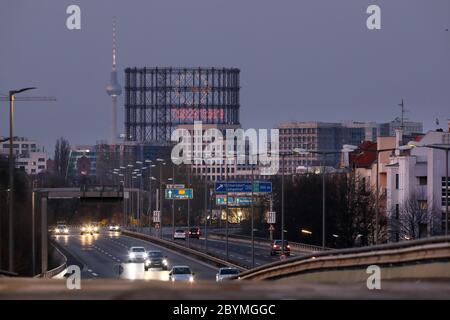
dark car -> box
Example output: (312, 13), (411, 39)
(188, 227), (201, 239)
(270, 240), (290, 256)
(144, 250), (169, 271)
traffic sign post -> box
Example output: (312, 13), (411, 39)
(269, 224), (275, 240)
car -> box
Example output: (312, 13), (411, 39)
(216, 267), (240, 282)
(128, 246), (148, 262)
(80, 224), (94, 235)
(168, 266), (195, 282)
(270, 240), (290, 256)
(90, 222), (100, 234)
(173, 229), (186, 240)
(54, 224), (69, 235)
(144, 250), (169, 271)
(108, 224), (121, 232)
(188, 227), (201, 239)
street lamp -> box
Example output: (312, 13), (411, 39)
(7, 87), (36, 272)
(156, 159), (166, 238)
(293, 147), (352, 248)
(145, 160), (155, 235)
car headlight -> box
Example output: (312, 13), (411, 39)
(93, 227), (98, 231)
(81, 227), (86, 231)
(162, 259), (168, 265)
(143, 253), (148, 259)
(145, 259), (151, 265)
(55, 228), (59, 233)
(64, 228), (69, 233)
(129, 253), (135, 259)
(189, 275), (194, 282)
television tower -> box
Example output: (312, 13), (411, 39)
(106, 17), (122, 145)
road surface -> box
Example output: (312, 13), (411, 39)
(52, 228), (218, 281)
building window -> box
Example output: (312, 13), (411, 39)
(395, 174), (399, 189)
(418, 200), (427, 210)
(418, 176), (427, 186)
(442, 177), (449, 206)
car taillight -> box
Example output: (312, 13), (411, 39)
(287, 245), (290, 249)
(273, 245), (277, 248)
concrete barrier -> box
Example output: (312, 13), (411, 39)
(38, 242), (67, 279)
(208, 232), (330, 253)
(237, 236), (450, 282)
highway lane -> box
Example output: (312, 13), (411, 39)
(52, 228), (218, 281)
(135, 227), (303, 267)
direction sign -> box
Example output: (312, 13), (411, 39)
(267, 211), (276, 224)
(216, 195), (253, 206)
(214, 181), (272, 193)
(166, 184), (185, 189)
(153, 210), (161, 223)
(165, 188), (193, 200)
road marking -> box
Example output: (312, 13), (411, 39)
(91, 272), (98, 277)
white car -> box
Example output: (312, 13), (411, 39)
(216, 267), (240, 282)
(54, 224), (69, 235)
(108, 224), (121, 232)
(128, 246), (148, 262)
(173, 229), (186, 240)
(168, 266), (195, 282)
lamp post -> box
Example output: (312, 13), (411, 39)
(293, 148), (351, 248)
(251, 162), (255, 268)
(156, 158), (165, 238)
(145, 160), (155, 235)
(7, 87), (36, 272)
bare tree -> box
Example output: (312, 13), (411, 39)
(395, 191), (430, 241)
(54, 137), (71, 181)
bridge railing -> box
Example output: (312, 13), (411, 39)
(208, 232), (331, 252)
(34, 243), (67, 279)
(0, 270), (18, 277)
(237, 235), (450, 281)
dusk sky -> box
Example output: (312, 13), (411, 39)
(1, 0), (450, 155)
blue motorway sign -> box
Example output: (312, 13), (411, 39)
(165, 188), (193, 200)
(214, 181), (272, 193)
(216, 195), (253, 206)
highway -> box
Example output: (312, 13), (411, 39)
(140, 227), (306, 268)
(52, 228), (218, 281)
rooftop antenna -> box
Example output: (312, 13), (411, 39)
(398, 99), (407, 131)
